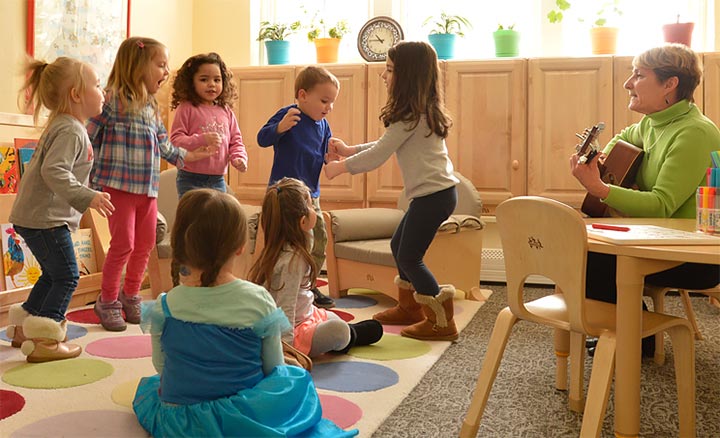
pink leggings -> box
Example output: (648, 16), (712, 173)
(100, 187), (157, 302)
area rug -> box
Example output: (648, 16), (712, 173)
(0, 286), (490, 437)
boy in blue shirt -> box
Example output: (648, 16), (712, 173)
(257, 66), (339, 308)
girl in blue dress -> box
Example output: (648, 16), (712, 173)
(133, 188), (356, 437)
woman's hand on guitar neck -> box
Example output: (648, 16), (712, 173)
(570, 152), (611, 200)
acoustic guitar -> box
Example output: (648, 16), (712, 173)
(575, 123), (644, 217)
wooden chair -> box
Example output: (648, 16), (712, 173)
(644, 284), (720, 364)
(460, 196), (696, 438)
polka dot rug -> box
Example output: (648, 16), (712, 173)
(0, 286), (490, 437)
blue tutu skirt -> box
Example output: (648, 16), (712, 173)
(133, 365), (357, 437)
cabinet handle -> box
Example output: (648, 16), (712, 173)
(512, 160), (520, 170)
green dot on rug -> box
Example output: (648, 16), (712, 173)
(349, 334), (431, 360)
(2, 358), (114, 389)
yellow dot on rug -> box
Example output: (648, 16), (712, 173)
(111, 378), (141, 408)
(2, 358), (113, 389)
(349, 334), (431, 360)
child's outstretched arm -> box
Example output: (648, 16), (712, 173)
(89, 191), (115, 218)
(257, 106), (299, 147)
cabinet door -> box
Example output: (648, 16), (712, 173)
(703, 53), (719, 126)
(365, 62), (403, 208)
(527, 56), (613, 208)
(228, 66), (295, 204)
(445, 60), (527, 213)
(615, 56), (705, 130)
(306, 64), (367, 209)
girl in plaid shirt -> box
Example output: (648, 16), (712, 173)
(87, 37), (216, 332)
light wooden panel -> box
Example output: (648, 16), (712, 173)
(309, 64), (367, 208)
(527, 56), (613, 208)
(445, 59), (527, 213)
(228, 66), (295, 204)
(365, 62), (403, 207)
(703, 52), (720, 126)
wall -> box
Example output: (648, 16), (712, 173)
(130, 0), (194, 67)
(0, 0), (30, 114)
(191, 0), (254, 67)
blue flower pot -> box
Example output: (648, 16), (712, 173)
(428, 33), (457, 60)
(265, 40), (290, 65)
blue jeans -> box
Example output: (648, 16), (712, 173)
(14, 225), (79, 321)
(391, 186), (458, 296)
(176, 169), (226, 198)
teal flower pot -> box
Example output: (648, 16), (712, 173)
(265, 40), (290, 65)
(493, 30), (520, 57)
(428, 33), (457, 60)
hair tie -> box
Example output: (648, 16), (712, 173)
(137, 41), (145, 49)
(276, 187), (282, 193)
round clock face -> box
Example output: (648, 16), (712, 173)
(357, 17), (404, 62)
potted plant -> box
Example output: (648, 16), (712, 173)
(257, 21), (301, 65)
(423, 12), (472, 60)
(547, 0), (622, 55)
(662, 14), (694, 47)
(305, 11), (350, 64)
(493, 24), (520, 58)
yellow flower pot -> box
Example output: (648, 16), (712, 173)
(314, 38), (340, 63)
(590, 27), (619, 55)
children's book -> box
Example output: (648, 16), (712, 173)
(71, 228), (97, 276)
(0, 147), (20, 194)
(14, 138), (38, 177)
(587, 224), (720, 245)
(2, 223), (42, 289)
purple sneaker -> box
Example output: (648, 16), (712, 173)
(118, 290), (142, 324)
(94, 295), (127, 332)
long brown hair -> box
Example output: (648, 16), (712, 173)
(172, 189), (247, 287)
(248, 178), (317, 291)
(19, 57), (89, 126)
(380, 41), (452, 138)
(105, 36), (166, 114)
(171, 52), (238, 109)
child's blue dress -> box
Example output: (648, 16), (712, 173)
(133, 293), (356, 437)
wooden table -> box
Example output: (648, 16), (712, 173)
(584, 218), (720, 437)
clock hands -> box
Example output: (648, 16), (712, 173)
(372, 35), (385, 44)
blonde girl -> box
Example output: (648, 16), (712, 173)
(7, 57), (115, 362)
(87, 37), (215, 332)
(325, 41), (460, 341)
(249, 177), (382, 357)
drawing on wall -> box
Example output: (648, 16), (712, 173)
(2, 224), (42, 289)
(27, 0), (130, 87)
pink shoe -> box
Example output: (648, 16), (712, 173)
(118, 290), (142, 324)
(94, 295), (126, 331)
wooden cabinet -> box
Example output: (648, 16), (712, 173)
(527, 56), (613, 208)
(445, 60), (527, 213)
(703, 53), (720, 126)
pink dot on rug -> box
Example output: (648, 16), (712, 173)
(85, 336), (151, 359)
(327, 309), (354, 322)
(66, 308), (100, 324)
(0, 390), (25, 420)
(319, 394), (362, 429)
(10, 410), (148, 437)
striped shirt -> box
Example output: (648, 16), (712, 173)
(87, 95), (186, 197)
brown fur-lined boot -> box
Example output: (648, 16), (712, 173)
(21, 316), (82, 363)
(401, 286), (458, 341)
(373, 276), (424, 325)
(7, 304), (30, 348)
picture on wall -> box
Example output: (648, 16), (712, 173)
(27, 0), (131, 87)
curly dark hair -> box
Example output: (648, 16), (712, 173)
(170, 52), (238, 109)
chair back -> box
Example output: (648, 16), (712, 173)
(496, 196), (591, 333)
(157, 167), (179, 230)
(397, 171), (483, 218)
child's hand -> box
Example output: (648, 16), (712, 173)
(277, 108), (301, 134)
(90, 192), (115, 218)
(329, 137), (352, 157)
(203, 132), (222, 148)
(186, 146), (219, 162)
(324, 160), (347, 180)
(231, 158), (247, 172)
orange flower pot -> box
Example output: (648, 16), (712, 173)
(590, 27), (618, 55)
(314, 38), (340, 63)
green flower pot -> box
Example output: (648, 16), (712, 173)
(493, 29), (520, 57)
(428, 33), (457, 60)
(265, 40), (290, 65)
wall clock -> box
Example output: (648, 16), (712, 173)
(357, 16), (404, 62)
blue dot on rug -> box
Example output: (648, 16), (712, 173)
(334, 295), (378, 309)
(0, 323), (86, 343)
(10, 410), (148, 437)
(311, 361), (398, 392)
